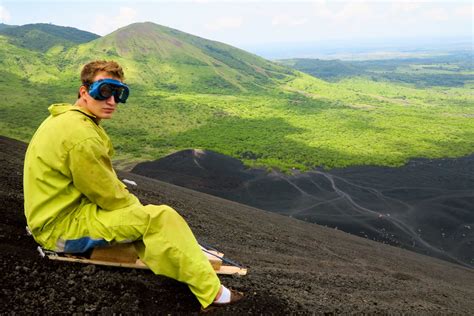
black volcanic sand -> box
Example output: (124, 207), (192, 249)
(2, 136), (474, 314)
(132, 149), (474, 268)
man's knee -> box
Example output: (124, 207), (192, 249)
(144, 204), (180, 218)
(143, 204), (189, 229)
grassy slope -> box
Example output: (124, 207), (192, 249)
(282, 73), (473, 168)
(0, 34), (76, 140)
(0, 23), (473, 171)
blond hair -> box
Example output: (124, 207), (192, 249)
(80, 60), (125, 86)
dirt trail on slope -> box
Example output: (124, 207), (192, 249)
(1, 136), (473, 314)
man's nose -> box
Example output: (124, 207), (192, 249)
(106, 95), (117, 105)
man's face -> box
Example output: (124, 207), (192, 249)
(79, 72), (120, 120)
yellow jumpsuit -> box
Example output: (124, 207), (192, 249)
(23, 104), (220, 307)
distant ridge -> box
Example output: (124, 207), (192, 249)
(278, 58), (364, 81)
(0, 23), (16, 31)
(0, 23), (100, 52)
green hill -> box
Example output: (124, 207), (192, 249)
(61, 22), (294, 93)
(0, 22), (472, 171)
(0, 23), (99, 52)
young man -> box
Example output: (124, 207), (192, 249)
(23, 60), (242, 309)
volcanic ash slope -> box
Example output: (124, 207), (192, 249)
(1, 136), (473, 314)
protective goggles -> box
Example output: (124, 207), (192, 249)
(87, 79), (130, 103)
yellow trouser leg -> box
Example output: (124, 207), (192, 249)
(134, 205), (221, 307)
(37, 202), (221, 308)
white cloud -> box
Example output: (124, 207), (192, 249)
(0, 6), (11, 23)
(205, 16), (243, 31)
(92, 6), (139, 35)
(453, 4), (472, 18)
(391, 2), (421, 14)
(272, 14), (309, 27)
(423, 8), (450, 22)
(310, 1), (376, 23)
(334, 2), (374, 21)
(312, 2), (334, 19)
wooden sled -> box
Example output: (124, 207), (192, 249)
(38, 243), (247, 276)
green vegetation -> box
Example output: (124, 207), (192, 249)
(1, 22), (473, 172)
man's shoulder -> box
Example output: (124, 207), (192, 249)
(60, 109), (97, 126)
(56, 109), (98, 131)
(35, 109), (104, 151)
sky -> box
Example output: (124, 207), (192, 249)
(0, 0), (472, 53)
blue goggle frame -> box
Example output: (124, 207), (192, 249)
(88, 79), (130, 103)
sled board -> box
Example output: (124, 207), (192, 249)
(41, 243), (247, 276)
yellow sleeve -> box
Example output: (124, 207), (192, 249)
(67, 137), (140, 210)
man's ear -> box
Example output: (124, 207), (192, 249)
(78, 85), (89, 99)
